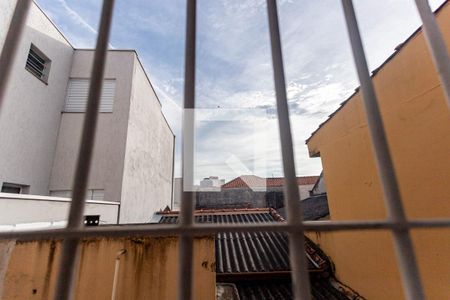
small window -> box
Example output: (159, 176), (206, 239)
(25, 44), (51, 83)
(1, 183), (29, 194)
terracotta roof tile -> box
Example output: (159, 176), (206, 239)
(221, 175), (319, 189)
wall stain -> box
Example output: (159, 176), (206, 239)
(41, 240), (56, 300)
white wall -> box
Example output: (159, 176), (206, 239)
(0, 0), (17, 51)
(0, 2), (74, 195)
(119, 55), (174, 223)
(0, 193), (119, 225)
(49, 50), (135, 204)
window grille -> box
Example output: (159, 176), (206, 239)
(25, 44), (50, 82)
(0, 1), (449, 300)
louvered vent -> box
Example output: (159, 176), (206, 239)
(64, 79), (116, 112)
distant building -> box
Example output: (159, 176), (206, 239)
(273, 172), (330, 221)
(196, 175), (319, 210)
(305, 2), (450, 298)
(199, 176), (225, 189)
(310, 172), (326, 196)
(0, 2), (174, 224)
(222, 175), (318, 199)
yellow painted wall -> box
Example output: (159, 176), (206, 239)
(307, 2), (450, 299)
(2, 236), (215, 300)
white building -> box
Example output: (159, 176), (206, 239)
(199, 176), (225, 189)
(0, 2), (174, 225)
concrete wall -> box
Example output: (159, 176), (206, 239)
(0, 2), (74, 195)
(0, 193), (118, 225)
(49, 50), (135, 205)
(196, 189), (268, 209)
(173, 178), (182, 210)
(119, 55), (174, 223)
(1, 236), (215, 300)
(0, 0), (17, 50)
(306, 3), (450, 299)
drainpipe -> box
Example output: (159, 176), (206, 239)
(111, 249), (126, 300)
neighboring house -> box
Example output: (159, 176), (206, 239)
(222, 175), (318, 199)
(277, 172), (330, 221)
(0, 2), (174, 224)
(157, 208), (360, 300)
(196, 175), (318, 209)
(305, 1), (450, 299)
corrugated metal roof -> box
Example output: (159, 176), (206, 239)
(158, 209), (327, 273)
(234, 280), (350, 300)
(159, 208), (353, 299)
(235, 281), (292, 300)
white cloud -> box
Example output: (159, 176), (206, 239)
(57, 0), (97, 35)
(36, 0), (447, 182)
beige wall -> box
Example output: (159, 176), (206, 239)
(49, 50), (134, 205)
(1, 236), (215, 300)
(0, 2), (74, 195)
(306, 2), (450, 299)
(119, 56), (174, 223)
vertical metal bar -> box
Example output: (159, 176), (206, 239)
(170, 135), (176, 210)
(0, 0), (32, 112)
(266, 1), (312, 299)
(341, 1), (425, 299)
(414, 0), (450, 110)
(178, 1), (197, 300)
(53, 1), (115, 299)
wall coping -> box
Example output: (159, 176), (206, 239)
(0, 193), (120, 205)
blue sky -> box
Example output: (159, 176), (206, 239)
(37, 0), (445, 183)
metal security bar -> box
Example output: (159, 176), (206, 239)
(0, 1), (449, 300)
(178, 0), (197, 299)
(266, 1), (312, 299)
(341, 1), (425, 298)
(0, 0), (32, 110)
(53, 0), (116, 298)
(414, 0), (450, 110)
